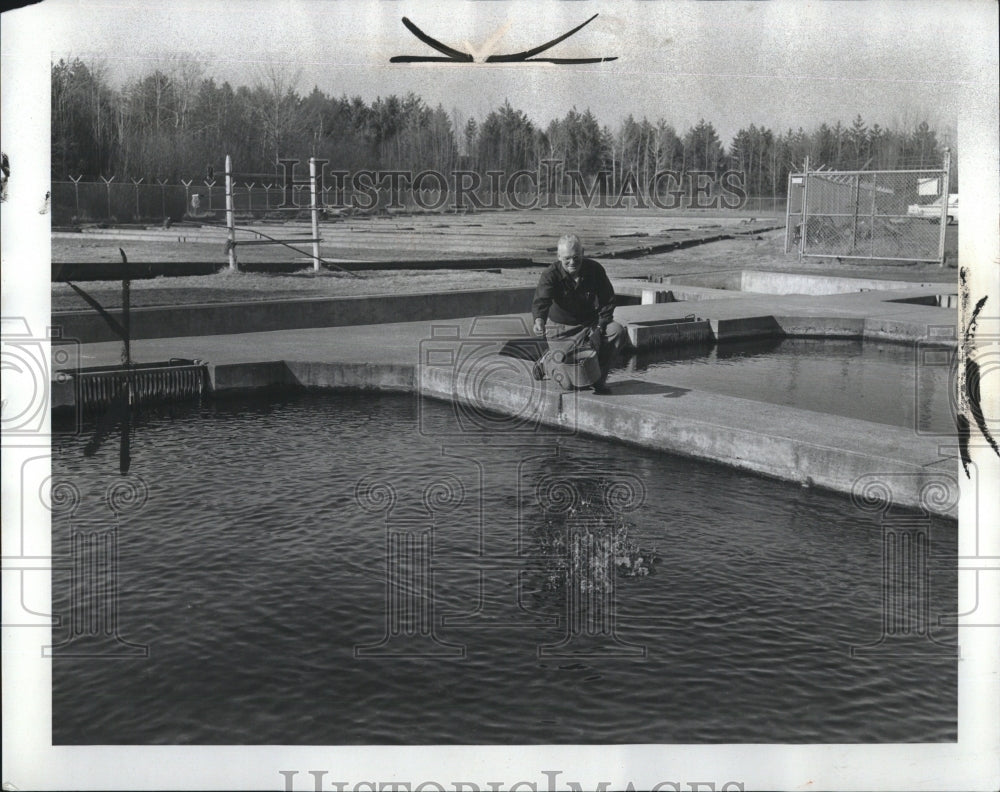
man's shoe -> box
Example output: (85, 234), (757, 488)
(591, 380), (612, 395)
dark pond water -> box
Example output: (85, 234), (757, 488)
(625, 337), (955, 432)
(51, 390), (956, 744)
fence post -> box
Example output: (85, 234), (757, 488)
(204, 179), (217, 212)
(938, 148), (951, 267)
(225, 155), (237, 271)
(131, 177), (143, 222)
(310, 157), (321, 271)
(100, 175), (115, 221)
(156, 178), (168, 221)
(798, 157), (809, 256)
(181, 179), (193, 215)
(783, 173), (793, 253)
(851, 173), (861, 254)
(869, 170), (879, 259)
(68, 175), (83, 220)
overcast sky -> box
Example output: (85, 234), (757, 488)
(33, 0), (996, 144)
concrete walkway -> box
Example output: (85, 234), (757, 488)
(52, 285), (960, 517)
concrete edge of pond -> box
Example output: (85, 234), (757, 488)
(663, 269), (954, 295)
(54, 349), (957, 518)
(422, 361), (958, 520)
(50, 287), (961, 519)
(194, 356), (957, 518)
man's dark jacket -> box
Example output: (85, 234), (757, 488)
(531, 257), (616, 329)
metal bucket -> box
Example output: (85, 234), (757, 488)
(547, 347), (602, 390)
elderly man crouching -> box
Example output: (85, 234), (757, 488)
(531, 234), (630, 394)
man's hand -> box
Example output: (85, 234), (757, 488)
(532, 318), (546, 337)
(589, 325), (603, 349)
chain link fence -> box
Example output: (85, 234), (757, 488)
(785, 165), (951, 263)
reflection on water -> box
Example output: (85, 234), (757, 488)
(625, 337), (954, 431)
(51, 391), (957, 744)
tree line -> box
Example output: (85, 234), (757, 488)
(52, 57), (955, 195)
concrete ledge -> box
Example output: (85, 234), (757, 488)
(611, 284), (677, 304)
(709, 315), (785, 341)
(615, 311), (953, 351)
(772, 315), (867, 338)
(407, 336), (958, 516)
(663, 270), (744, 290)
(613, 283), (747, 303)
(566, 390), (954, 516)
(209, 360), (416, 393)
(664, 285), (743, 302)
(863, 316), (957, 346)
(419, 353), (567, 427)
(210, 361), (296, 391)
(416, 361), (958, 518)
(53, 287), (536, 343)
(285, 361), (415, 391)
(665, 269), (952, 296)
(627, 318), (713, 348)
(50, 343), (959, 517)
(739, 270), (951, 295)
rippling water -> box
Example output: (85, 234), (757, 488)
(626, 337), (955, 432)
(51, 391), (957, 744)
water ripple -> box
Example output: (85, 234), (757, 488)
(52, 391), (957, 744)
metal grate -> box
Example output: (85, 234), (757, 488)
(71, 359), (208, 412)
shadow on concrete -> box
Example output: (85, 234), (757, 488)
(600, 379), (691, 397)
(498, 338), (549, 361)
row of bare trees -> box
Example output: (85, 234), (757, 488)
(52, 57), (954, 196)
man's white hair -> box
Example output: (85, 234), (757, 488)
(557, 234), (583, 256)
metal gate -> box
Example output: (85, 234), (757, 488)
(785, 153), (951, 264)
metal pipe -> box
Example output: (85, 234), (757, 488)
(783, 172), (793, 254)
(799, 156), (809, 257)
(851, 174), (860, 253)
(937, 149), (951, 267)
